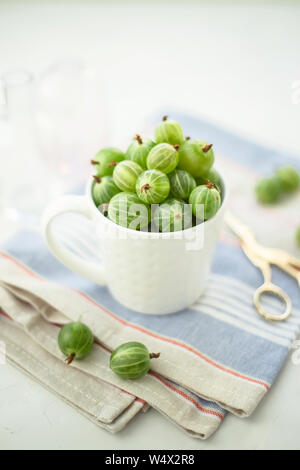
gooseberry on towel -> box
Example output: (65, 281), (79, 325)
(275, 166), (300, 193)
(110, 342), (160, 379)
(58, 322), (94, 365)
(255, 177), (281, 204)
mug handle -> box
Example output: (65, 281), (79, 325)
(41, 195), (107, 285)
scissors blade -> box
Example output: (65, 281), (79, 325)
(225, 212), (300, 288)
(241, 242), (271, 283)
(224, 211), (256, 244)
(256, 245), (300, 268)
(252, 245), (300, 286)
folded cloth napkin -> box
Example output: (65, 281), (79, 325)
(0, 311), (148, 433)
(0, 113), (299, 439)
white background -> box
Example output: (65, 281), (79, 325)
(0, 0), (300, 450)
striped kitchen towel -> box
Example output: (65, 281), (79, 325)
(0, 112), (299, 438)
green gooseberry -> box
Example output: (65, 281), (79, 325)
(92, 175), (121, 207)
(178, 139), (214, 178)
(147, 143), (179, 174)
(91, 147), (125, 177)
(275, 166), (300, 193)
(113, 160), (143, 192)
(196, 167), (221, 191)
(58, 322), (94, 365)
(169, 169), (196, 200)
(189, 182), (221, 220)
(136, 169), (170, 204)
(108, 192), (151, 230)
(126, 134), (155, 169)
(255, 177), (281, 204)
(154, 198), (193, 232)
(295, 226), (300, 249)
(154, 115), (185, 145)
(110, 342), (160, 380)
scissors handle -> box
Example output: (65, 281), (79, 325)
(253, 282), (292, 322)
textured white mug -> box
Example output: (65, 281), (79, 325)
(42, 176), (228, 315)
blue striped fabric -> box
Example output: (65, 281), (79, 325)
(4, 112), (300, 412)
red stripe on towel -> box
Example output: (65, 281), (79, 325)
(0, 251), (270, 391)
(148, 372), (224, 421)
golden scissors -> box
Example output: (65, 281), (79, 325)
(225, 211), (300, 322)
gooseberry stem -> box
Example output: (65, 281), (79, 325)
(135, 134), (143, 145)
(141, 183), (151, 193)
(65, 353), (76, 365)
(108, 161), (118, 168)
(93, 175), (101, 183)
(202, 144), (213, 153)
(162, 115), (168, 121)
(91, 160), (98, 165)
(149, 353), (161, 359)
(173, 144), (180, 151)
(205, 179), (215, 189)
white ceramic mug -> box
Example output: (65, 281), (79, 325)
(42, 176), (228, 315)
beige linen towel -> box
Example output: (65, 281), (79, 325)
(0, 252), (225, 439)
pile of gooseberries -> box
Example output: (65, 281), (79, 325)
(91, 116), (222, 231)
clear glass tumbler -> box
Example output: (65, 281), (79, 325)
(35, 60), (109, 193)
(0, 70), (50, 224)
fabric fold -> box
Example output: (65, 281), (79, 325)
(1, 250), (299, 421)
(0, 263), (225, 439)
(0, 314), (146, 433)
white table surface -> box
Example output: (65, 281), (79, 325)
(0, 1), (300, 450)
